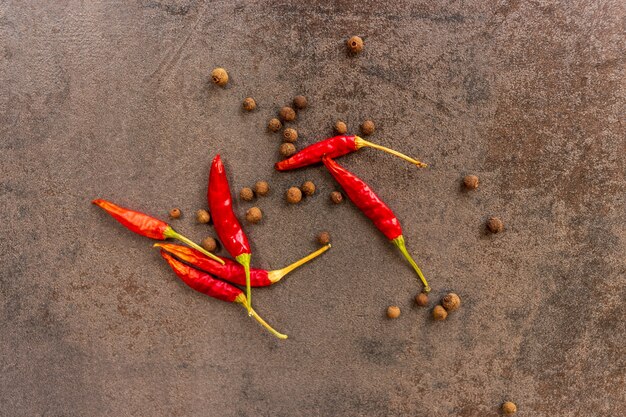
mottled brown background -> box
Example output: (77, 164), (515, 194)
(1, 1), (624, 416)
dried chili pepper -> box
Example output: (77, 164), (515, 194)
(322, 156), (431, 292)
(160, 250), (287, 339)
(208, 155), (253, 311)
(93, 199), (224, 265)
(275, 135), (427, 171)
(154, 243), (331, 287)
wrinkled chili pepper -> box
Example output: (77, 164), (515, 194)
(275, 135), (427, 171)
(154, 243), (331, 287)
(160, 250), (287, 339)
(208, 155), (253, 311)
(322, 156), (431, 292)
(92, 199), (224, 265)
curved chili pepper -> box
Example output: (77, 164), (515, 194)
(160, 250), (287, 339)
(92, 199), (224, 265)
(275, 135), (427, 171)
(154, 243), (331, 287)
(208, 155), (253, 311)
(322, 156), (431, 292)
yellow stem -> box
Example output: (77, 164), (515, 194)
(236, 253), (252, 313)
(241, 304), (288, 339)
(267, 244), (331, 283)
(392, 236), (431, 293)
(355, 137), (427, 168)
(164, 227), (225, 265)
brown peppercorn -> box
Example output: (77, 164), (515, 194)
(487, 217), (504, 233)
(268, 118), (282, 132)
(432, 305), (448, 321)
(387, 306), (401, 319)
(245, 207), (262, 224)
(347, 36), (364, 53)
(441, 293), (461, 312)
(254, 181), (269, 196)
(502, 401), (517, 415)
(196, 209), (210, 224)
(242, 97), (256, 111)
(201, 236), (217, 252)
(330, 191), (343, 204)
(334, 121), (348, 135)
(301, 181), (316, 196)
(463, 174), (479, 190)
(293, 95), (308, 109)
(240, 187), (254, 201)
(317, 231), (331, 245)
(415, 292), (429, 307)
(286, 187), (302, 204)
(210, 68), (228, 86)
(169, 208), (181, 219)
(283, 128), (298, 143)
(279, 142), (297, 157)
(360, 120), (375, 135)
(279, 106), (296, 122)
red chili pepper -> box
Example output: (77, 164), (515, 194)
(208, 155), (253, 311)
(93, 199), (224, 265)
(322, 156), (431, 292)
(154, 243), (331, 287)
(160, 250), (287, 339)
(275, 135), (427, 171)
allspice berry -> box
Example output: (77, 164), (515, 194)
(240, 187), (254, 201)
(286, 187), (302, 204)
(245, 207), (262, 224)
(279, 106), (296, 122)
(254, 181), (269, 196)
(293, 95), (308, 109)
(279, 142), (297, 157)
(502, 401), (517, 415)
(268, 118), (282, 132)
(387, 306), (401, 319)
(360, 120), (375, 135)
(347, 36), (364, 53)
(330, 191), (343, 204)
(335, 121), (348, 135)
(201, 237), (217, 252)
(169, 208), (181, 219)
(317, 231), (331, 245)
(441, 293), (461, 312)
(196, 209), (210, 224)
(242, 97), (256, 111)
(463, 174), (479, 190)
(432, 305), (448, 321)
(210, 68), (228, 86)
(301, 181), (316, 196)
(487, 217), (504, 233)
(283, 128), (298, 143)
(415, 292), (429, 307)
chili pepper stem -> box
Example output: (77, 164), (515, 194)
(267, 244), (331, 283)
(392, 236), (431, 293)
(163, 227), (225, 265)
(238, 303), (288, 340)
(236, 253), (252, 313)
(354, 137), (427, 168)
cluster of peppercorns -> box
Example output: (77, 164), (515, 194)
(239, 181), (270, 224)
(432, 292), (461, 321)
(285, 180), (316, 204)
(267, 96), (308, 158)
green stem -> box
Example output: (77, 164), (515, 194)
(392, 236), (431, 293)
(236, 253), (252, 313)
(164, 227), (225, 265)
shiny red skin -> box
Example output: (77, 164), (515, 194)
(322, 156), (402, 241)
(157, 243), (272, 287)
(92, 199), (169, 239)
(208, 155), (251, 259)
(275, 135), (358, 171)
(160, 251), (241, 303)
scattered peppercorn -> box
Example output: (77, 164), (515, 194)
(293, 95), (308, 109)
(283, 128), (298, 143)
(240, 187), (254, 201)
(268, 118), (282, 132)
(432, 305), (448, 321)
(415, 292), (429, 307)
(463, 174), (479, 190)
(279, 106), (296, 122)
(169, 208), (181, 219)
(245, 207), (262, 224)
(317, 231), (331, 245)
(301, 181), (316, 196)
(487, 217), (504, 233)
(387, 306), (401, 319)
(442, 293), (461, 312)
(210, 68), (228, 86)
(196, 209), (210, 224)
(279, 142), (297, 157)
(242, 97), (256, 111)
(254, 181), (269, 196)
(286, 187), (302, 204)
(335, 121), (348, 135)
(502, 401), (517, 415)
(361, 120), (375, 135)
(201, 236), (217, 252)
(330, 191), (343, 204)
(347, 36), (364, 53)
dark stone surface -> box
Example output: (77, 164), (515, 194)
(1, 1), (624, 416)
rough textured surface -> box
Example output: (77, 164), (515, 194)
(1, 1), (625, 416)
